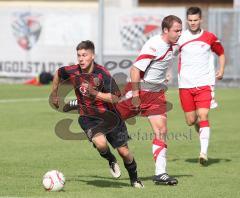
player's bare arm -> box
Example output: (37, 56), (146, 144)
(130, 65), (141, 108)
(51, 71), (60, 109)
(216, 54), (225, 80)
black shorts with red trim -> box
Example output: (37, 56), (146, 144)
(78, 110), (129, 149)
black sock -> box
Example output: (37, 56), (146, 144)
(98, 147), (116, 164)
(124, 158), (138, 182)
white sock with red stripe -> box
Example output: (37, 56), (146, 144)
(199, 120), (210, 155)
(152, 138), (167, 175)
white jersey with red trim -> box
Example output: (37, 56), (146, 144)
(133, 35), (173, 91)
(178, 29), (223, 88)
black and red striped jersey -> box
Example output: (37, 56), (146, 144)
(58, 63), (121, 116)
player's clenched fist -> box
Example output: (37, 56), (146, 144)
(131, 95), (141, 109)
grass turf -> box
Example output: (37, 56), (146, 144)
(0, 84), (239, 197)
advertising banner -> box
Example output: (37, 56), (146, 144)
(0, 6), (185, 78)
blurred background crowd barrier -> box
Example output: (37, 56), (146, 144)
(0, 0), (239, 87)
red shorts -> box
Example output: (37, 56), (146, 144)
(179, 85), (217, 112)
(116, 83), (167, 120)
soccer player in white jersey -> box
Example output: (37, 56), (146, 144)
(177, 7), (225, 165)
(117, 15), (182, 185)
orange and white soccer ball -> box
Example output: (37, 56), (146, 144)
(42, 170), (65, 191)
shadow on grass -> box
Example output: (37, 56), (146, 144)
(67, 174), (193, 188)
(185, 158), (231, 166)
(67, 175), (129, 188)
(78, 179), (129, 188)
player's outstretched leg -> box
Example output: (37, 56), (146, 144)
(93, 134), (121, 179)
(99, 147), (121, 178)
(124, 158), (144, 188)
(117, 146), (144, 188)
(152, 138), (178, 186)
(198, 120), (210, 166)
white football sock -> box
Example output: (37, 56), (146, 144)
(199, 127), (210, 155)
(152, 139), (167, 175)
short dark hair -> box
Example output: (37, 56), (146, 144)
(186, 7), (202, 18)
(76, 40), (95, 53)
(161, 15), (182, 31)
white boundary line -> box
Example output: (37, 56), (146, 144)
(0, 98), (48, 103)
(0, 97), (76, 103)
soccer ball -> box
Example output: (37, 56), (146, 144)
(42, 170), (65, 191)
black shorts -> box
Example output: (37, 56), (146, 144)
(78, 111), (129, 149)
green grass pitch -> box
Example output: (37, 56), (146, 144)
(0, 84), (239, 198)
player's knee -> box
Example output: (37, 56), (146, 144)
(198, 115), (208, 122)
(117, 146), (131, 159)
(92, 135), (108, 151)
(186, 118), (197, 126)
(94, 143), (108, 152)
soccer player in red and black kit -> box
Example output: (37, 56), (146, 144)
(51, 40), (143, 188)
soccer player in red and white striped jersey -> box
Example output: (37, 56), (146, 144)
(177, 7), (225, 165)
(117, 15), (182, 185)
